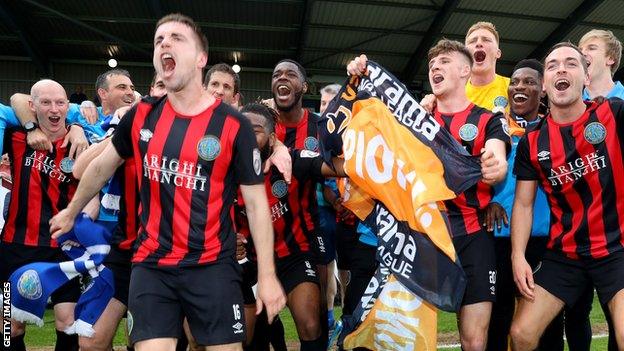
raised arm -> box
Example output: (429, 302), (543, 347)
(49, 142), (124, 237)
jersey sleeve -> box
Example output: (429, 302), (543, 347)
(485, 112), (511, 154)
(233, 116), (264, 185)
(608, 98), (624, 133)
(513, 135), (540, 181)
(0, 104), (20, 155)
(292, 149), (324, 181)
(111, 104), (138, 159)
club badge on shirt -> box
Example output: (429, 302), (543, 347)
(197, 135), (221, 161)
(459, 123), (478, 142)
(60, 157), (74, 173)
(271, 180), (288, 198)
(584, 122), (606, 145)
(304, 136), (319, 151)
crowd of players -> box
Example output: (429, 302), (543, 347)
(0, 12), (624, 351)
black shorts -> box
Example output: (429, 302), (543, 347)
(104, 246), (132, 306)
(534, 250), (624, 306)
(127, 260), (245, 346)
(335, 222), (359, 270)
(240, 260), (257, 305)
(0, 241), (81, 305)
(452, 229), (496, 305)
(276, 252), (319, 294)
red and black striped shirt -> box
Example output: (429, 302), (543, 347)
(112, 97), (263, 266)
(434, 103), (510, 236)
(236, 150), (325, 258)
(1, 130), (77, 247)
(275, 109), (320, 247)
(515, 99), (624, 259)
(110, 158), (139, 251)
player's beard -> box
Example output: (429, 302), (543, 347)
(274, 88), (303, 113)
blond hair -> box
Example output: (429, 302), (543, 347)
(466, 21), (500, 45)
(579, 29), (622, 76)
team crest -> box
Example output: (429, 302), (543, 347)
(459, 123), (478, 142)
(304, 136), (319, 151)
(494, 96), (508, 108)
(17, 270), (43, 300)
(197, 135), (221, 161)
(584, 122), (606, 144)
(253, 148), (261, 176)
(60, 157), (74, 173)
(271, 180), (288, 198)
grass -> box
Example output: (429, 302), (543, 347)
(22, 295), (610, 350)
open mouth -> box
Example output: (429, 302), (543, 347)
(555, 79), (570, 91)
(161, 53), (176, 73)
(49, 115), (61, 124)
(432, 74), (444, 84)
(513, 93), (528, 103)
(474, 50), (486, 63)
(276, 84), (291, 97)
(123, 96), (134, 104)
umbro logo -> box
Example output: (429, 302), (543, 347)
(537, 150), (550, 161)
(232, 322), (244, 334)
(140, 129), (153, 142)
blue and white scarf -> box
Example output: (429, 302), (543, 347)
(9, 214), (114, 337)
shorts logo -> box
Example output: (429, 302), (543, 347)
(584, 122), (606, 144)
(253, 148), (261, 176)
(537, 150), (550, 161)
(304, 260), (316, 277)
(197, 135), (221, 161)
(17, 270), (42, 300)
(60, 157), (74, 173)
(317, 236), (326, 253)
(139, 129), (153, 142)
(126, 311), (134, 335)
(489, 270), (497, 295)
(271, 180), (288, 198)
(232, 322), (244, 334)
(459, 123), (478, 142)
(304, 136), (319, 151)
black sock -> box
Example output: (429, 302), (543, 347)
(300, 335), (326, 351)
(55, 329), (78, 351)
(6, 333), (26, 351)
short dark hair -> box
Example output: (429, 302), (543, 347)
(203, 63), (241, 93)
(274, 59), (307, 82)
(513, 59), (544, 79)
(427, 39), (473, 67)
(155, 13), (208, 54)
(95, 69), (131, 91)
(240, 103), (277, 133)
(544, 42), (588, 74)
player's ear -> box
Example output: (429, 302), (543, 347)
(302, 82), (308, 94)
(269, 133), (276, 148)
